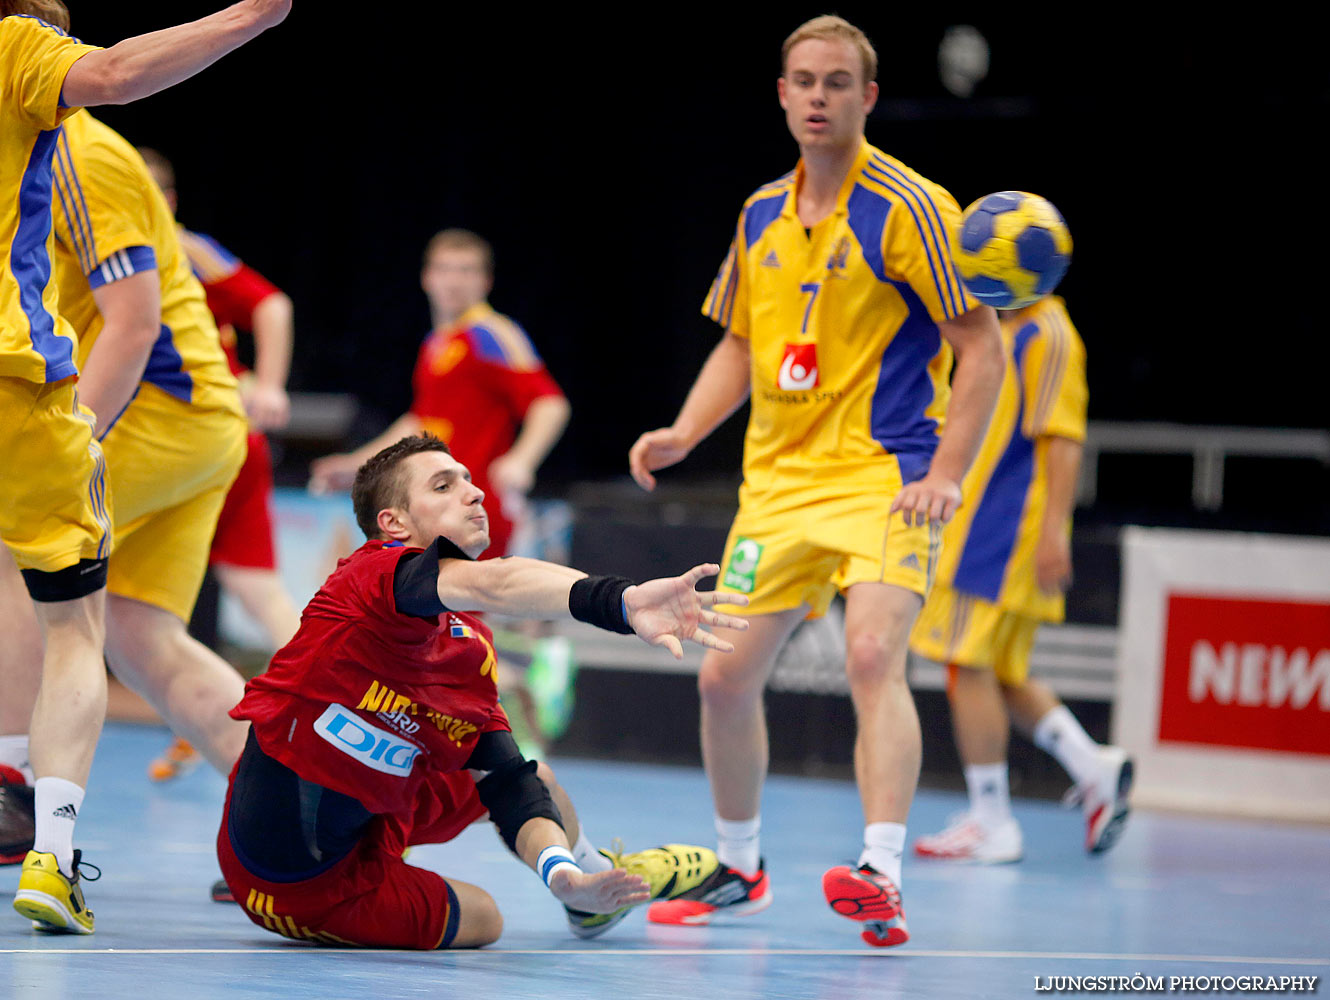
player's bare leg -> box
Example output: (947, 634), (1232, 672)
(212, 564), (301, 649)
(913, 663), (1023, 864)
(821, 582), (921, 947)
(105, 596), (247, 773)
(698, 608), (805, 826)
(439, 878), (504, 948)
(28, 594), (107, 789)
(0, 546), (41, 768)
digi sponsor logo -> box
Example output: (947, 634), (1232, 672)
(723, 537), (763, 595)
(313, 704), (422, 776)
(1158, 593), (1330, 757)
(777, 342), (818, 391)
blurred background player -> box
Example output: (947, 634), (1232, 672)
(627, 16), (1004, 947)
(0, 0), (290, 934)
(221, 434), (743, 947)
(309, 229), (575, 755)
(138, 146), (302, 782)
(910, 292), (1133, 863)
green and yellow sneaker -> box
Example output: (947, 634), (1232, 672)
(566, 842), (719, 939)
(13, 849), (99, 934)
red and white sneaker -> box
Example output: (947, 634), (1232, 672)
(1065, 746), (1133, 854)
(647, 859), (772, 925)
(822, 864), (909, 948)
(913, 813), (1023, 864)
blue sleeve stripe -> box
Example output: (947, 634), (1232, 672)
(861, 166), (952, 317)
(868, 154), (967, 314)
(704, 244), (735, 324)
(717, 250), (740, 328)
(469, 321), (540, 369)
(87, 245), (157, 289)
(866, 156), (966, 318)
(53, 135), (95, 274)
(54, 131), (98, 274)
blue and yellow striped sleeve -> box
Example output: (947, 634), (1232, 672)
(178, 229), (241, 284)
(867, 153), (974, 323)
(1021, 299), (1087, 442)
(469, 314), (543, 372)
(700, 216), (749, 338)
(50, 124), (156, 284)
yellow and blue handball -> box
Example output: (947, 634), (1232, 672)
(954, 191), (1072, 309)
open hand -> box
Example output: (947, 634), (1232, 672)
(624, 563), (749, 659)
(547, 866), (650, 914)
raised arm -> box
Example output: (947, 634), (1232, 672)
(436, 559), (748, 659)
(891, 305), (1005, 526)
(628, 331), (751, 491)
(60, 0), (290, 109)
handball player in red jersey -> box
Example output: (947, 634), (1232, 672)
(218, 434), (746, 947)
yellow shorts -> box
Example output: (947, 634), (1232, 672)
(715, 488), (940, 618)
(910, 583), (1040, 685)
(0, 376), (113, 579)
(101, 381), (246, 622)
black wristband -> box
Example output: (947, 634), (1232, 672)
(569, 575), (635, 634)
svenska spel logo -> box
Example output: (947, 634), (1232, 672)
(778, 343), (818, 390)
(723, 537), (764, 594)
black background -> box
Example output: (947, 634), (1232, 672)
(67, 5), (1327, 487)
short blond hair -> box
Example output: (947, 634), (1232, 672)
(422, 228), (494, 277)
(781, 15), (877, 84)
(1, 0), (70, 30)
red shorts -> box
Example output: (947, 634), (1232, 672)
(209, 431), (277, 570)
(216, 764), (488, 949)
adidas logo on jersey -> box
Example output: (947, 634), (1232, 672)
(761, 250), (781, 268)
(52, 803), (77, 820)
(898, 553), (921, 571)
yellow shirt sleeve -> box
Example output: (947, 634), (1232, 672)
(0, 16), (101, 130)
(51, 115), (156, 279)
(1021, 299), (1088, 443)
(700, 213), (750, 339)
(879, 179), (975, 324)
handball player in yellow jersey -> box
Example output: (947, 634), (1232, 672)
(0, 0), (289, 934)
(628, 16), (1004, 947)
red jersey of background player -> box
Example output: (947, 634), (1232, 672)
(177, 227), (280, 377)
(410, 302), (564, 557)
(230, 538), (510, 816)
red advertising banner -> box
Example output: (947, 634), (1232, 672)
(1158, 593), (1330, 756)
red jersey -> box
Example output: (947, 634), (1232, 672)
(177, 227), (281, 377)
(230, 540), (510, 817)
(410, 302), (563, 555)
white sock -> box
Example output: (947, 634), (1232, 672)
(859, 822), (905, 888)
(1033, 705), (1101, 786)
(0, 735), (33, 784)
(33, 777), (85, 876)
(715, 815), (761, 875)
(572, 828), (612, 873)
(964, 762), (1012, 828)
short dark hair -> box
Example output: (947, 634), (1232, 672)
(1, 0), (71, 29)
(351, 434), (451, 539)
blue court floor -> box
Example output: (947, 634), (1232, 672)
(2, 723), (1327, 1000)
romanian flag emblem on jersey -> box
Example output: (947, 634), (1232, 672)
(450, 623), (475, 640)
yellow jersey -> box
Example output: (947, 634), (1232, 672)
(933, 295), (1087, 622)
(702, 138), (975, 498)
(49, 111), (238, 414)
(0, 15), (98, 383)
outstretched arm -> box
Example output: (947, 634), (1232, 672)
(629, 331), (750, 491)
(435, 559), (748, 658)
(61, 0), (290, 108)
